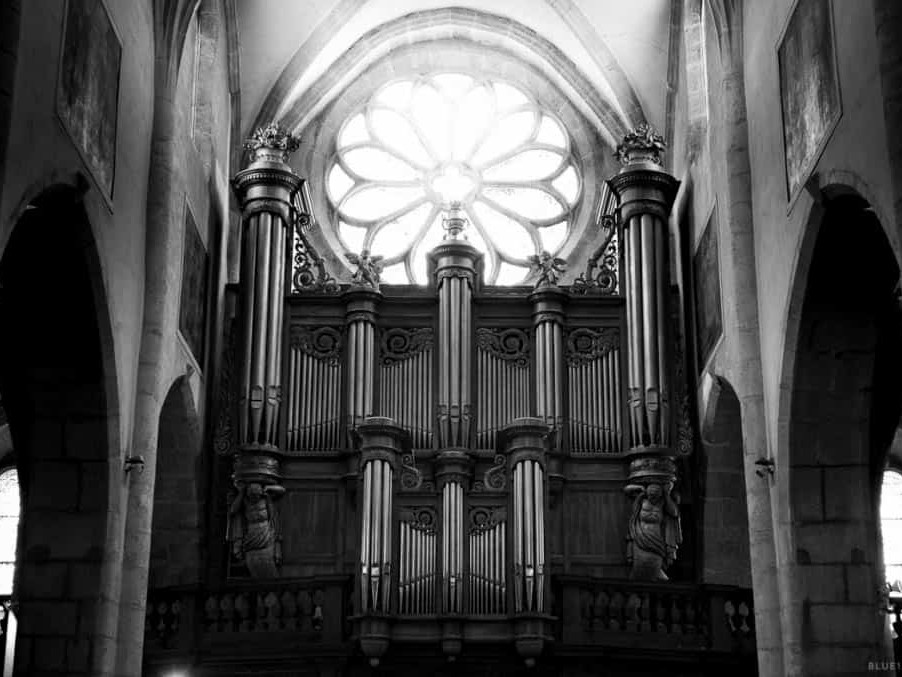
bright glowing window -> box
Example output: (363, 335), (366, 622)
(0, 468), (18, 595)
(881, 470), (902, 587)
(328, 73), (582, 285)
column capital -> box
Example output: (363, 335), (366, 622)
(609, 124), (680, 223)
(529, 286), (568, 324)
(356, 416), (407, 466)
(232, 122), (305, 223)
(501, 417), (551, 468)
(343, 287), (382, 324)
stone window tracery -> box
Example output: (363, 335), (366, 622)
(326, 73), (582, 285)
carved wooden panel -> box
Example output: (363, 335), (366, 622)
(281, 488), (339, 560)
(476, 328), (530, 449)
(564, 490), (626, 561)
(285, 326), (343, 451)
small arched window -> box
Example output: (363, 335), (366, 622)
(0, 468), (19, 595)
(881, 470), (902, 587)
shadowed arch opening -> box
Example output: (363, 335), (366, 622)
(699, 375), (750, 586)
(149, 376), (203, 589)
(787, 192), (902, 670)
(0, 184), (117, 675)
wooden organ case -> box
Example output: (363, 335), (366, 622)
(143, 124), (757, 677)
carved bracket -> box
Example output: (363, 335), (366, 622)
(473, 454), (506, 492)
(572, 216), (619, 296)
(292, 229), (338, 294)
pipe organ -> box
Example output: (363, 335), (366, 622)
(223, 123), (692, 670)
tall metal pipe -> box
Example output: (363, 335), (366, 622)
(530, 288), (566, 434)
(609, 124), (683, 581)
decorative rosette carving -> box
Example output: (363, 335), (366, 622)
(476, 328), (530, 368)
(566, 328), (620, 366)
(381, 328), (434, 366)
(289, 326), (342, 364)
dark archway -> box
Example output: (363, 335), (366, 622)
(149, 376), (203, 589)
(788, 193), (902, 672)
(0, 186), (116, 675)
(699, 376), (751, 586)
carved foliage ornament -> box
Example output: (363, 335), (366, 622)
(566, 328), (620, 366)
(399, 506), (438, 533)
(572, 215), (619, 295)
(473, 454), (507, 493)
(290, 326), (342, 365)
(381, 328), (434, 366)
(292, 231), (338, 294)
(469, 506), (507, 533)
(244, 121), (301, 156)
(476, 328), (530, 368)
(615, 123), (667, 167)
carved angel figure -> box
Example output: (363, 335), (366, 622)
(346, 249), (384, 289)
(625, 480), (682, 581)
(228, 481), (285, 577)
(528, 250), (566, 288)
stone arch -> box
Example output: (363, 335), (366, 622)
(779, 186), (902, 672)
(149, 376), (203, 589)
(259, 8), (637, 148)
(698, 373), (751, 586)
(0, 182), (120, 675)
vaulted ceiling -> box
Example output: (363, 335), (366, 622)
(236, 0), (673, 148)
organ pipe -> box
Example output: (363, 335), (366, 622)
(609, 125), (684, 581)
(285, 328), (342, 450)
(345, 289), (381, 437)
(530, 289), (566, 433)
(356, 417), (405, 614)
(232, 122), (310, 451)
(430, 205), (481, 448)
(608, 126), (679, 452)
(566, 329), (623, 453)
(502, 418), (549, 614)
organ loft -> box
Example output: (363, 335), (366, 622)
(165, 116), (756, 675)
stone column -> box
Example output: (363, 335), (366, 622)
(229, 122), (307, 576)
(608, 125), (683, 581)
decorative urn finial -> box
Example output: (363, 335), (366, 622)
(244, 121), (301, 164)
(615, 123), (667, 167)
(442, 201), (469, 240)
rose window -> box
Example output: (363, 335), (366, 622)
(327, 74), (582, 285)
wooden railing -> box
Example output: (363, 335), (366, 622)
(143, 578), (352, 673)
(556, 576), (756, 656)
